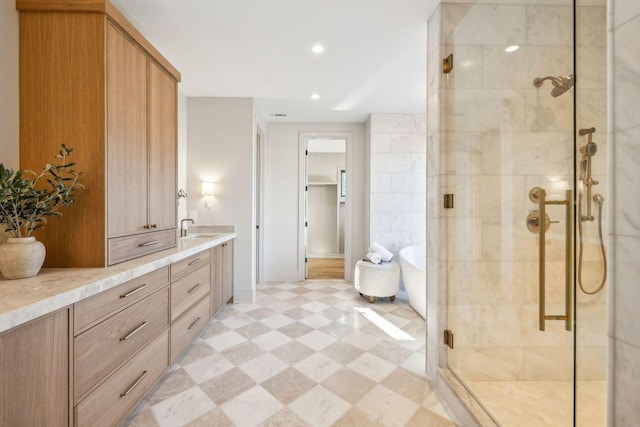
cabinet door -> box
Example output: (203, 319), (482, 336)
(222, 241), (234, 304)
(107, 22), (148, 238)
(0, 309), (69, 427)
(148, 61), (177, 231)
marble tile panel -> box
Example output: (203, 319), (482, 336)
(150, 386), (215, 427)
(290, 385), (351, 426)
(576, 345), (606, 380)
(296, 329), (337, 351)
(389, 132), (427, 154)
(391, 172), (426, 193)
(220, 385), (283, 426)
(525, 5), (572, 46)
(448, 5), (525, 46)
(276, 321), (314, 340)
(442, 88), (527, 133)
(613, 339), (640, 425)
(613, 235), (640, 348)
(320, 341), (365, 365)
(448, 261), (525, 305)
(371, 192), (412, 213)
(371, 133), (392, 153)
(613, 0), (640, 29)
(293, 352), (342, 383)
(204, 330), (247, 352)
(259, 313), (296, 329)
(577, 6), (606, 47)
(232, 320), (271, 339)
(613, 128), (640, 237)
(427, 5), (442, 57)
(450, 346), (524, 381)
(270, 340), (315, 365)
(523, 346), (573, 380)
(370, 172), (392, 192)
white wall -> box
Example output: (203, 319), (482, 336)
(187, 97), (255, 302)
(263, 122), (366, 281)
(177, 92), (188, 223)
(0, 4), (20, 245)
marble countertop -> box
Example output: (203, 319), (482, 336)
(0, 231), (236, 334)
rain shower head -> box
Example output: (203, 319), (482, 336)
(533, 74), (575, 97)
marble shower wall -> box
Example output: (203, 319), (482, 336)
(610, 0), (640, 423)
(368, 114), (426, 258)
(427, 1), (607, 385)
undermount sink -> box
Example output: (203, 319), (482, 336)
(183, 233), (224, 239)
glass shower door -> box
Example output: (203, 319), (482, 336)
(441, 1), (583, 425)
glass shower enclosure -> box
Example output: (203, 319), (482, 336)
(441, 0), (608, 425)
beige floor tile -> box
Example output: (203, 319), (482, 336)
(277, 320), (315, 338)
(322, 367), (377, 404)
(283, 306), (315, 320)
(123, 408), (159, 427)
(205, 330), (247, 352)
(331, 407), (379, 427)
(290, 385), (351, 426)
(270, 340), (316, 365)
(294, 352), (343, 382)
(369, 340), (415, 365)
(177, 340), (217, 366)
(260, 407), (311, 427)
(356, 384), (420, 427)
(145, 368), (197, 406)
(184, 408), (235, 427)
(183, 352), (234, 384)
(199, 367), (256, 405)
(245, 306), (277, 320)
(238, 352), (289, 383)
(260, 313), (296, 329)
(150, 386), (215, 427)
(321, 341), (365, 365)
(382, 367), (436, 405)
(252, 329), (293, 350)
(220, 385), (284, 426)
(297, 330), (337, 350)
(234, 321), (272, 339)
(348, 352), (398, 383)
(405, 406), (457, 427)
(261, 367), (316, 404)
(221, 340), (266, 365)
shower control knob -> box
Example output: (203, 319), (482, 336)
(529, 187), (545, 203)
(526, 210), (558, 233)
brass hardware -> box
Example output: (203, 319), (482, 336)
(444, 329), (454, 349)
(119, 284), (148, 299)
(120, 321), (148, 341)
(534, 188), (573, 331)
(138, 240), (160, 247)
(443, 54), (453, 74)
(444, 193), (454, 209)
(526, 211), (559, 233)
(187, 316), (201, 330)
(150, 224), (157, 229)
(187, 283), (202, 294)
(188, 258), (202, 266)
(120, 370), (149, 398)
(143, 224), (152, 229)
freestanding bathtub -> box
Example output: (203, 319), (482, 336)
(399, 245), (426, 319)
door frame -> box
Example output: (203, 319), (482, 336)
(255, 126), (265, 284)
(298, 131), (353, 281)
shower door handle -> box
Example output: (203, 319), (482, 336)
(533, 187), (573, 332)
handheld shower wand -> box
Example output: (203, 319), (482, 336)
(577, 127), (607, 295)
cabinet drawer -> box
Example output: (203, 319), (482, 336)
(171, 249), (211, 281)
(171, 296), (209, 362)
(108, 229), (176, 265)
(75, 330), (168, 427)
(74, 267), (170, 335)
(74, 288), (169, 402)
(171, 265), (211, 322)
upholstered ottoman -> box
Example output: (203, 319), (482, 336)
(354, 260), (400, 303)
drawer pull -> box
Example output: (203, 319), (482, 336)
(188, 258), (202, 266)
(120, 321), (148, 341)
(187, 283), (202, 294)
(150, 224), (158, 228)
(120, 370), (149, 398)
(187, 316), (201, 330)
(138, 240), (161, 247)
(119, 284), (148, 299)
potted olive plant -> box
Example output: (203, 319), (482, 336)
(0, 145), (84, 279)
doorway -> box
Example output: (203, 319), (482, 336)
(299, 132), (351, 280)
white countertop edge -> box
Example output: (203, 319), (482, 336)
(0, 233), (236, 334)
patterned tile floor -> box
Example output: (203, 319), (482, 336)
(124, 280), (457, 426)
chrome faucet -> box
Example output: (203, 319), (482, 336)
(180, 218), (194, 237)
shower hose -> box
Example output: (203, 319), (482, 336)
(577, 192), (607, 295)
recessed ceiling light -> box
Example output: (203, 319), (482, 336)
(311, 45), (324, 54)
(311, 93), (320, 100)
(505, 45), (519, 53)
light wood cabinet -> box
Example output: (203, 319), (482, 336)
(210, 246), (224, 317)
(18, 0), (180, 267)
(222, 241), (234, 304)
(0, 309), (70, 427)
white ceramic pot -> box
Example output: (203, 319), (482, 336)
(0, 237), (46, 279)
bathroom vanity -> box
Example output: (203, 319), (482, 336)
(0, 233), (235, 427)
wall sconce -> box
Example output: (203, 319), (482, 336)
(201, 181), (215, 208)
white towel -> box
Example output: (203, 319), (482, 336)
(368, 241), (393, 262)
(366, 252), (382, 264)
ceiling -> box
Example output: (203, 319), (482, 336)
(110, 0), (430, 123)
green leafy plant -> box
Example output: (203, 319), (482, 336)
(0, 145), (84, 238)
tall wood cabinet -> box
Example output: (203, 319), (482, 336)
(17, 0), (180, 267)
